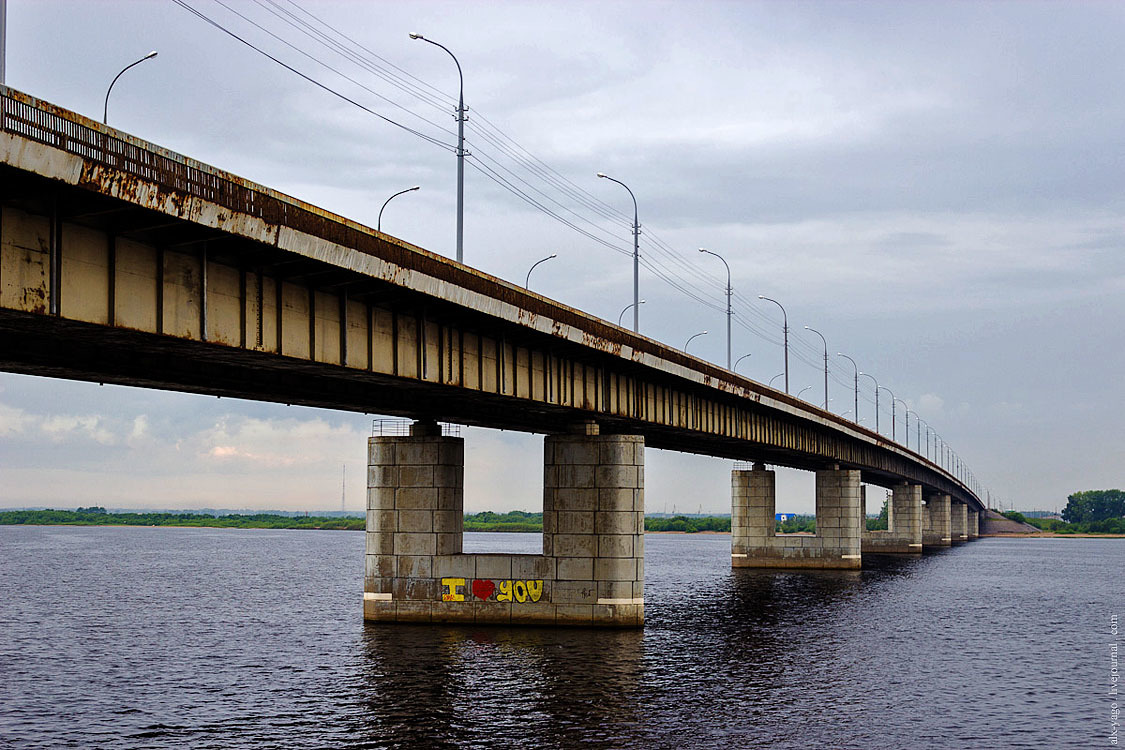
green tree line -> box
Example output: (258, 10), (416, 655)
(1003, 509), (1125, 535)
(1061, 489), (1125, 524)
(0, 507), (364, 530)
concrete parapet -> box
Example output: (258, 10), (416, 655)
(862, 483), (923, 555)
(364, 423), (644, 627)
(732, 464), (862, 570)
(922, 493), (952, 550)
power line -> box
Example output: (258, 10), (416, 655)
(171, 0), (457, 151)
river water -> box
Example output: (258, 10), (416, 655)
(0, 526), (1118, 749)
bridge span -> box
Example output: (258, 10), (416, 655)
(0, 86), (983, 626)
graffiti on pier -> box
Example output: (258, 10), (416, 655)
(441, 578), (544, 603)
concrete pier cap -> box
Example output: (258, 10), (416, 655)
(364, 419), (644, 627)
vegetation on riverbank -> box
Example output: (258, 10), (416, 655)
(1, 507), (739, 533)
(1002, 510), (1125, 535)
(0, 507), (364, 530)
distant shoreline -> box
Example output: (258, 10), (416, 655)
(979, 532), (1125, 539)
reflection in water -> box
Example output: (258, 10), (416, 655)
(360, 624), (644, 748)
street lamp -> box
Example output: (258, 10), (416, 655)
(597, 173), (640, 332)
(905, 409), (919, 452)
(837, 353), (859, 424)
(758, 296), (788, 393)
(524, 253), (557, 289)
(734, 353), (752, 374)
(804, 326), (828, 410)
(409, 33), (466, 264)
(894, 398), (909, 446)
(377, 185), (420, 233)
(769, 372), (785, 389)
(919, 418), (933, 460)
(104, 50), (157, 124)
(859, 372), (879, 434)
(797, 384), (814, 400)
(618, 299), (645, 327)
(684, 330), (708, 353)
(879, 384), (896, 441)
(698, 248), (732, 369)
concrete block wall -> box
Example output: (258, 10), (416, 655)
(923, 494), (952, 550)
(363, 426), (465, 624)
(363, 422), (644, 627)
(731, 463), (776, 558)
(950, 501), (968, 543)
(543, 432), (644, 627)
(732, 464), (863, 569)
(863, 483), (923, 555)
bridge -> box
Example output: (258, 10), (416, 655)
(0, 85), (984, 627)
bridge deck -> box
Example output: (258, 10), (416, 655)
(0, 85), (980, 509)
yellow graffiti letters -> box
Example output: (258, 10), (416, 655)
(439, 578), (544, 603)
(441, 577), (465, 602)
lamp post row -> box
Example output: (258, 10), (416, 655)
(91, 30), (977, 494)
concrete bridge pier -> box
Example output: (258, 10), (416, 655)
(967, 509), (980, 540)
(732, 463), (863, 569)
(364, 420), (644, 627)
(923, 493), (952, 550)
(950, 500), (969, 544)
(862, 482), (923, 555)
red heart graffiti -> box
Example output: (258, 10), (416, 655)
(471, 579), (495, 601)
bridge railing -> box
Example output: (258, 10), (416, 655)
(0, 86), (291, 227)
(371, 419), (461, 438)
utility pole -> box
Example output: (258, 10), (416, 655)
(1, 0), (7, 86)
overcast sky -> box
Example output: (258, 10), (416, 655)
(1, 0), (1122, 515)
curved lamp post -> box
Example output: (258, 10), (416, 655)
(758, 296), (788, 393)
(409, 33), (465, 263)
(880, 385), (897, 442)
(618, 299), (644, 327)
(377, 185), (420, 233)
(906, 409), (920, 453)
(859, 372), (880, 434)
(837, 353), (859, 424)
(698, 248), (732, 369)
(768, 372), (784, 389)
(734, 353), (752, 374)
(804, 326), (829, 410)
(524, 253), (557, 289)
(597, 172), (640, 332)
(104, 50), (157, 124)
(684, 330), (708, 353)
(895, 398), (909, 446)
(797, 384), (814, 400)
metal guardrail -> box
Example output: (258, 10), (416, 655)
(0, 86), (290, 226)
(371, 419), (461, 437)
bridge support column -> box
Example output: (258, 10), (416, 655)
(923, 493), (952, 550)
(732, 464), (862, 569)
(950, 500), (968, 544)
(362, 420), (643, 627)
(862, 483), (923, 555)
(544, 429), (645, 627)
(967, 509), (980, 540)
(364, 420), (465, 624)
